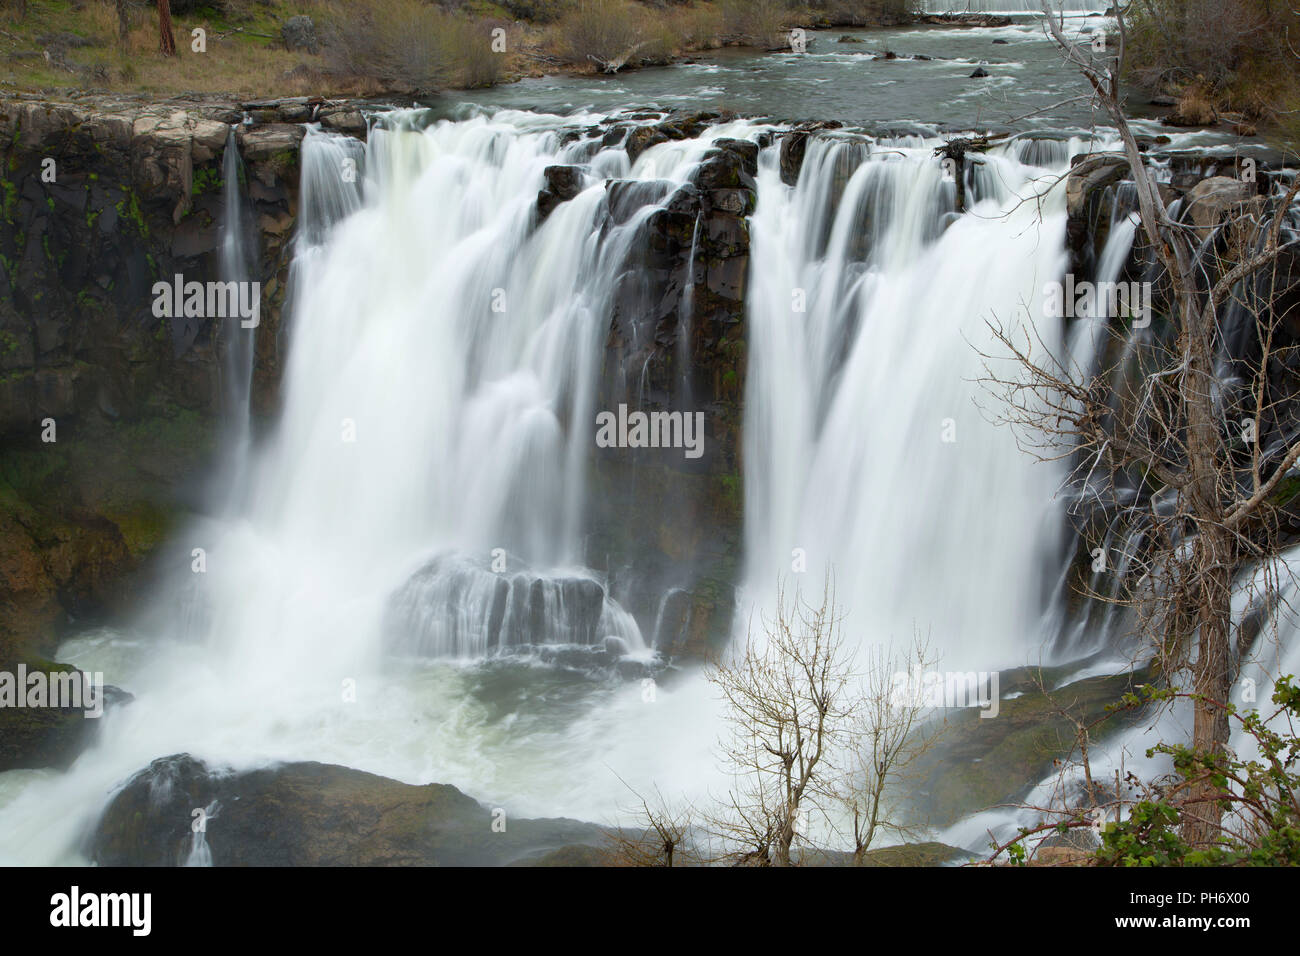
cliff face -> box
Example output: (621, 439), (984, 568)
(0, 95), (369, 715)
(0, 99), (756, 691)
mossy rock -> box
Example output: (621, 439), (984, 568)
(912, 664), (1157, 826)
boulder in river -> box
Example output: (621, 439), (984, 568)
(1185, 176), (1259, 241)
(91, 755), (606, 866)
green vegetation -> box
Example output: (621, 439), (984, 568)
(1094, 680), (1300, 866)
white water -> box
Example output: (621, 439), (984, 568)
(0, 102), (1288, 865)
(922, 0), (1098, 13)
(0, 110), (759, 865)
(217, 127), (255, 489)
(956, 549), (1300, 856)
(741, 133), (1092, 671)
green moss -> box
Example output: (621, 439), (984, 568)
(1269, 474), (1300, 508)
(1, 178), (17, 224)
(114, 187), (148, 240)
(192, 166), (222, 197)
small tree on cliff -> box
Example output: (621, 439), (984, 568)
(980, 2), (1300, 849)
(706, 577), (854, 865)
(159, 0), (177, 56)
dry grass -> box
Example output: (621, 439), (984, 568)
(0, 0), (922, 96)
(719, 0), (790, 49)
(1168, 87), (1218, 127)
(1126, 0), (1300, 128)
(1, 0), (322, 96)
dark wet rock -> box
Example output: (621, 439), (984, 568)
(713, 138), (759, 178)
(536, 164), (585, 223)
(778, 120), (844, 187)
(90, 755), (605, 866)
(625, 126), (670, 165)
(1064, 152), (1133, 278)
(0, 92), (368, 668)
(0, 666), (132, 772)
(970, 66), (990, 78)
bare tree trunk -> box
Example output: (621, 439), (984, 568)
(117, 0), (131, 45)
(1178, 226), (1234, 847)
(1030, 1), (1287, 849)
(159, 0), (176, 57)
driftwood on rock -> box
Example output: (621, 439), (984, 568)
(932, 135), (1005, 212)
(590, 41), (649, 74)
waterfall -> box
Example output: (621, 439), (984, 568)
(0, 111), (762, 864)
(741, 133), (1088, 670)
(218, 126), (256, 489)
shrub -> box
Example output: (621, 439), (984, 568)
(553, 0), (652, 70)
(320, 0), (501, 93)
(719, 0), (789, 48)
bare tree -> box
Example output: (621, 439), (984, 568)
(605, 783), (698, 867)
(159, 0), (177, 57)
(837, 635), (945, 864)
(706, 576), (854, 866)
(978, 2), (1300, 848)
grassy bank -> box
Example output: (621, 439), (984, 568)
(1124, 0), (1300, 140)
(0, 0), (916, 98)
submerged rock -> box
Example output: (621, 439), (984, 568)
(384, 551), (634, 657)
(90, 755), (604, 866)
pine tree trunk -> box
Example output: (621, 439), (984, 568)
(159, 0), (177, 57)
